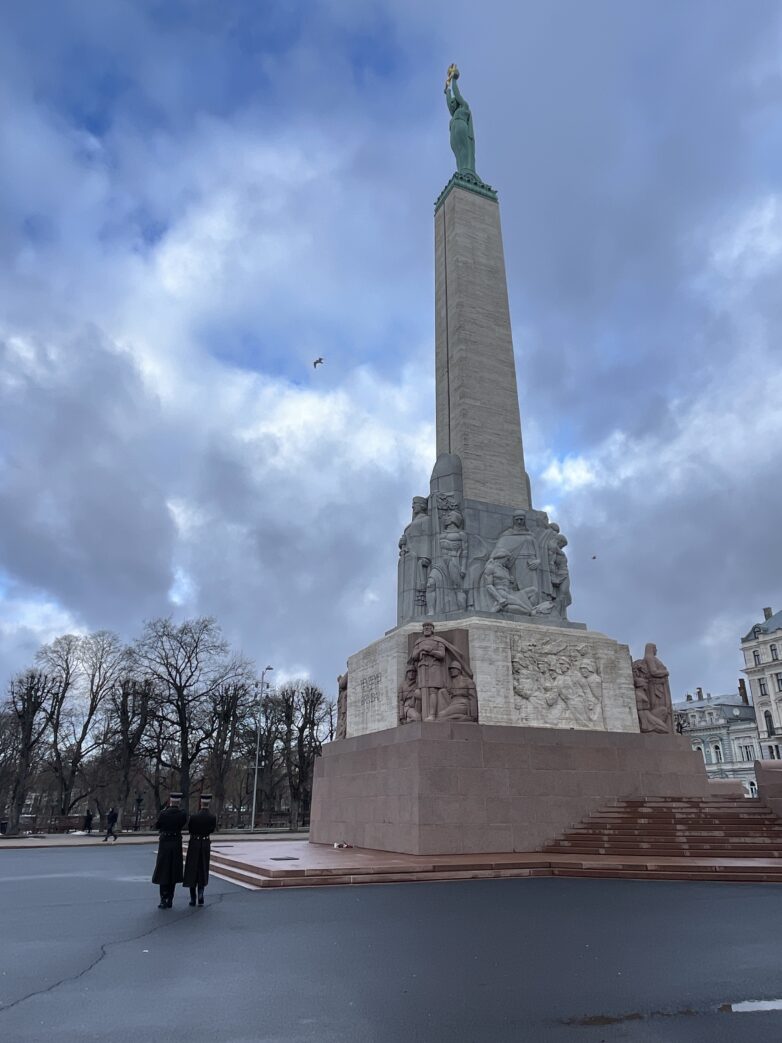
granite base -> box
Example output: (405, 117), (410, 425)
(309, 722), (712, 855)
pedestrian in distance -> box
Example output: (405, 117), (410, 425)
(102, 807), (119, 842)
(83, 808), (93, 835)
(183, 793), (217, 906)
(152, 792), (188, 909)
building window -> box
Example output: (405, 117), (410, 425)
(760, 679), (769, 697)
(754, 650), (762, 665)
(750, 781), (758, 797)
(713, 745), (723, 763)
(772, 644), (779, 661)
(765, 710), (775, 737)
(768, 745), (776, 760)
(776, 673), (782, 693)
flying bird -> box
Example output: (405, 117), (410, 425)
(313, 357), (325, 369)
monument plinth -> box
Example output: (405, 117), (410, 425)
(309, 69), (708, 855)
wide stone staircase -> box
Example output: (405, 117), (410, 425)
(542, 796), (782, 875)
(206, 798), (782, 891)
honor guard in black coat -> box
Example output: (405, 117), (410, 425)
(183, 793), (217, 906)
(152, 792), (188, 909)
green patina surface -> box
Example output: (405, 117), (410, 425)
(439, 68), (497, 211)
(435, 172), (498, 212)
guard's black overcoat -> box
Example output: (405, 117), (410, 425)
(151, 807), (188, 886)
(183, 810), (217, 887)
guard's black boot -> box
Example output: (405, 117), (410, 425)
(189, 888), (197, 906)
(197, 887), (205, 906)
(158, 887), (168, 909)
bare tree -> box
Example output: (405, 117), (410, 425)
(6, 670), (59, 834)
(240, 688), (284, 827)
(134, 617), (248, 809)
(37, 632), (125, 817)
(0, 706), (21, 826)
(204, 680), (253, 826)
(106, 673), (154, 823)
(140, 712), (178, 812)
(278, 681), (329, 831)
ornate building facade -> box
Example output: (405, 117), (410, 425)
(741, 607), (782, 760)
(674, 689), (759, 796)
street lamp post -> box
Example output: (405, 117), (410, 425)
(251, 665), (274, 831)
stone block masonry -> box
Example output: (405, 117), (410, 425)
(435, 184), (530, 508)
(310, 723), (712, 855)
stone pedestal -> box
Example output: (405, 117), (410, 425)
(309, 723), (712, 855)
(347, 616), (639, 738)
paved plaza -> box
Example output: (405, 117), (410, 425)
(2, 846), (782, 1041)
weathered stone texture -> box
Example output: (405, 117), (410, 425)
(346, 617), (639, 739)
(435, 185), (530, 508)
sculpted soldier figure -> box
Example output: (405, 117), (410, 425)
(425, 509), (468, 614)
(398, 665), (422, 724)
(633, 643), (674, 734)
(410, 622), (448, 721)
(492, 511), (541, 592)
(152, 791), (188, 909)
(183, 793), (217, 906)
(410, 622), (474, 721)
(398, 496), (432, 618)
(484, 553), (552, 616)
(536, 522), (561, 601)
(335, 671), (348, 739)
(437, 662), (478, 722)
(547, 533), (572, 619)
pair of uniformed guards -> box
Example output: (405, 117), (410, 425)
(152, 792), (217, 909)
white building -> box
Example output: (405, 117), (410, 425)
(741, 606), (782, 761)
(673, 687), (759, 795)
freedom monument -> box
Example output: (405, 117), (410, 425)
(311, 68), (709, 855)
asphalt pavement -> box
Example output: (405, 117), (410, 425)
(2, 844), (782, 1041)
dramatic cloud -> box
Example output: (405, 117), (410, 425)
(1, 0), (780, 698)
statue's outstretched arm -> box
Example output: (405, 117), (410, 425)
(451, 79), (465, 105)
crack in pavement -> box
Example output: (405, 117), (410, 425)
(0, 891), (233, 1014)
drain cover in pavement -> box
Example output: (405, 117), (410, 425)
(269, 856), (300, 861)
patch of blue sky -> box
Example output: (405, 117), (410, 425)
(22, 214), (57, 247)
(99, 206), (169, 254)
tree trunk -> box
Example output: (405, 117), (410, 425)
(288, 795), (300, 832)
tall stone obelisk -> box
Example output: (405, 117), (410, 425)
(435, 181), (530, 509)
(310, 69), (710, 858)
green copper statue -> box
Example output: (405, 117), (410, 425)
(444, 64), (476, 175)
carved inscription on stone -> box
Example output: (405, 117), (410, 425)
(510, 636), (605, 730)
(359, 673), (382, 709)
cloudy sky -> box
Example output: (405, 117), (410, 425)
(1, 0), (781, 699)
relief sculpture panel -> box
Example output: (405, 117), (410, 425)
(510, 635), (606, 730)
(398, 624), (477, 724)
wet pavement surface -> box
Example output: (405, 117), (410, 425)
(2, 844), (782, 1041)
